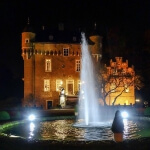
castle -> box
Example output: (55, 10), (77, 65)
(21, 22), (102, 109)
(21, 22), (135, 109)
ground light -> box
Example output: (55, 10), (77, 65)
(28, 114), (36, 121)
(121, 111), (128, 119)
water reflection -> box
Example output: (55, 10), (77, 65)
(40, 120), (84, 140)
(29, 122), (35, 139)
(123, 119), (140, 139)
(83, 127), (113, 140)
(39, 119), (142, 141)
(39, 120), (113, 141)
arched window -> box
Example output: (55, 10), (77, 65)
(45, 59), (51, 72)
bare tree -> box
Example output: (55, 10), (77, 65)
(97, 64), (144, 106)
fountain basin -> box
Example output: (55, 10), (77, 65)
(0, 116), (150, 150)
(1, 116), (150, 140)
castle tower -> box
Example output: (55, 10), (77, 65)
(22, 19), (35, 55)
(89, 23), (103, 62)
(21, 19), (36, 106)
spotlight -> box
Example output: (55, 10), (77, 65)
(121, 111), (128, 119)
(28, 114), (36, 121)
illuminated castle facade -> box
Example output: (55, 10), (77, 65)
(21, 22), (135, 109)
(103, 57), (135, 105)
(21, 22), (102, 109)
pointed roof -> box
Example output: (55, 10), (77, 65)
(90, 23), (101, 36)
(23, 18), (34, 33)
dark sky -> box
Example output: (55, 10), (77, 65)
(0, 0), (150, 101)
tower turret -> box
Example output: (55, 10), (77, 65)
(89, 23), (103, 62)
(22, 19), (36, 59)
(21, 19), (36, 107)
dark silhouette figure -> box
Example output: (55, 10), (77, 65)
(111, 110), (124, 133)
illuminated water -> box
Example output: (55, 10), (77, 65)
(77, 33), (101, 125)
(1, 119), (150, 141)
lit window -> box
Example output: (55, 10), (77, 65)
(125, 84), (129, 92)
(63, 48), (69, 56)
(56, 80), (63, 91)
(25, 38), (29, 43)
(45, 59), (51, 72)
(44, 79), (50, 92)
(76, 60), (80, 72)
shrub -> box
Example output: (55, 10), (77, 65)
(8, 111), (22, 120)
(0, 111), (10, 120)
(144, 107), (150, 116)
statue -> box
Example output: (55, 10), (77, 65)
(111, 110), (124, 142)
(60, 88), (66, 108)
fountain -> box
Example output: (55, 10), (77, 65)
(77, 33), (100, 126)
(74, 33), (111, 127)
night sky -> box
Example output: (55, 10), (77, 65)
(0, 0), (150, 103)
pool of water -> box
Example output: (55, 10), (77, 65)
(1, 118), (150, 141)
